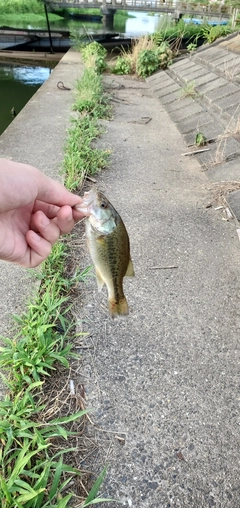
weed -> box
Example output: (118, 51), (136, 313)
(63, 63), (111, 191)
(111, 36), (172, 77)
(113, 55), (132, 75)
(0, 385), (87, 507)
(152, 18), (202, 50)
(195, 132), (207, 146)
(155, 41), (173, 69)
(63, 114), (110, 191)
(200, 24), (232, 44)
(151, 19), (233, 55)
(131, 35), (156, 72)
(180, 80), (200, 99)
(0, 0), (44, 15)
(151, 31), (164, 46)
(80, 467), (120, 507)
(208, 103), (240, 168)
(81, 42), (107, 74)
(81, 41), (107, 61)
(74, 68), (106, 113)
(0, 243), (76, 390)
(136, 49), (159, 78)
(187, 42), (198, 52)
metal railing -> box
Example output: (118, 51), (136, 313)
(50, 0), (232, 16)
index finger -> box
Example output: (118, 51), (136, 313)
(33, 200), (60, 219)
(34, 168), (83, 208)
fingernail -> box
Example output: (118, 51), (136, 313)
(34, 233), (41, 242)
(41, 215), (50, 226)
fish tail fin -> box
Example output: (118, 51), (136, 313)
(108, 297), (129, 318)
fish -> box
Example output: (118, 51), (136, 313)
(75, 188), (134, 318)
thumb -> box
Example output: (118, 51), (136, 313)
(34, 170), (83, 208)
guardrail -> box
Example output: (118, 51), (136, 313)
(50, 0), (232, 17)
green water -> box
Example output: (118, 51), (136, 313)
(0, 63), (52, 136)
(0, 11), (172, 37)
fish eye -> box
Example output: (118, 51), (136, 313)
(100, 202), (107, 208)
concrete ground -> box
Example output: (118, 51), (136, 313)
(76, 72), (240, 507)
(1, 42), (240, 507)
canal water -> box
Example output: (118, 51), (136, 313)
(0, 12), (170, 136)
(0, 63), (52, 136)
(1, 11), (170, 37)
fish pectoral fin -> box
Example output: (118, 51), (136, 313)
(125, 258), (135, 277)
(95, 268), (105, 292)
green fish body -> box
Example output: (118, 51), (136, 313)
(79, 188), (134, 317)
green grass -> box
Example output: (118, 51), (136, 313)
(180, 79), (201, 99)
(152, 18), (233, 46)
(64, 113), (110, 191)
(0, 12), (62, 23)
(64, 69), (111, 190)
(0, 42), (114, 508)
(0, 0), (43, 14)
(0, 0), (134, 24)
(0, 240), (90, 507)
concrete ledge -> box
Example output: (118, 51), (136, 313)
(0, 48), (84, 397)
(227, 189), (240, 221)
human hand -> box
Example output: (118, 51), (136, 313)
(0, 159), (86, 268)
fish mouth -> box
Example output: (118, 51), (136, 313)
(74, 188), (96, 215)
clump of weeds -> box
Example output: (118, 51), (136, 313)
(180, 80), (201, 99)
(111, 35), (172, 78)
(195, 131), (207, 147)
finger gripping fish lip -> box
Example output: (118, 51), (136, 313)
(74, 187), (97, 214)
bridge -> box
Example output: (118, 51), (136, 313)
(50, 0), (232, 18)
(49, 0), (232, 31)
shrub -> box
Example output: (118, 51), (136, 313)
(136, 49), (159, 78)
(113, 55), (132, 75)
(81, 41), (107, 61)
(151, 32), (164, 46)
(110, 37), (173, 78)
(81, 41), (107, 73)
(155, 41), (173, 69)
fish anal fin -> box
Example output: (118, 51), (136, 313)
(108, 297), (129, 318)
(95, 268), (105, 292)
(125, 258), (135, 277)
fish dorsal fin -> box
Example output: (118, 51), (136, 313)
(95, 268), (105, 292)
(125, 259), (135, 277)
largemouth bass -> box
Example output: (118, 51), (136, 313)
(76, 188), (134, 318)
